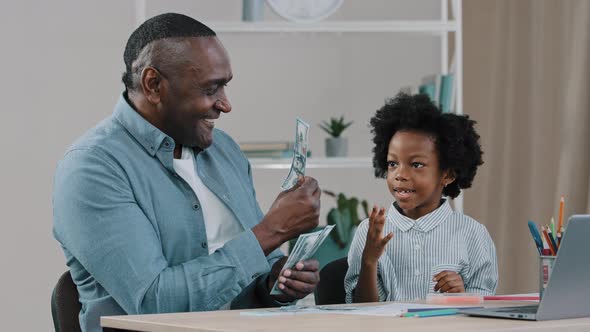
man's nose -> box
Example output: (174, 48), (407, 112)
(214, 94), (232, 113)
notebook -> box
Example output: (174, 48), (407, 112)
(460, 215), (590, 320)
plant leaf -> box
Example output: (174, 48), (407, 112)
(337, 193), (348, 210)
(327, 208), (346, 248)
(340, 208), (353, 247)
(348, 197), (359, 226)
(319, 123), (333, 135)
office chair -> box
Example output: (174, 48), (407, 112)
(314, 257), (349, 305)
(51, 271), (82, 332)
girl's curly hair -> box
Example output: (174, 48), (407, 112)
(370, 93), (483, 198)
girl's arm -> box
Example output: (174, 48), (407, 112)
(353, 259), (380, 302)
(353, 207), (393, 303)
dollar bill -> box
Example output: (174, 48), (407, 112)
(281, 118), (310, 190)
(270, 225), (335, 295)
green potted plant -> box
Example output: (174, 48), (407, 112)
(319, 116), (353, 157)
(288, 190), (369, 269)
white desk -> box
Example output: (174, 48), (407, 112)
(101, 301), (590, 332)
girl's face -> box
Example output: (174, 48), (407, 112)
(386, 130), (455, 220)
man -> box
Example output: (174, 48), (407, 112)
(53, 13), (321, 332)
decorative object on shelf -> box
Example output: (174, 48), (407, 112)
(266, 0), (344, 23)
(242, 0), (265, 22)
(408, 71), (456, 113)
(319, 116), (352, 157)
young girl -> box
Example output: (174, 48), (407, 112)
(345, 93), (498, 303)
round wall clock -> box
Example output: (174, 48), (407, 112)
(266, 0), (344, 23)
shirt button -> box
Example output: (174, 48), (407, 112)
(415, 270), (421, 276)
(414, 244), (421, 250)
(201, 242), (207, 248)
(193, 204), (200, 210)
(164, 142), (170, 147)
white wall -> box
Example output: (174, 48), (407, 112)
(0, 1), (440, 330)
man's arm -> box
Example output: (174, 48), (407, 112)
(53, 149), (272, 314)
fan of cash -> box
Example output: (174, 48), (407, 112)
(270, 225), (335, 295)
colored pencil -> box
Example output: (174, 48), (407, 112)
(546, 228), (558, 254)
(541, 227), (556, 255)
(557, 196), (565, 232)
(527, 221), (543, 254)
(402, 309), (459, 318)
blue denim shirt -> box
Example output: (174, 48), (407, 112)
(53, 94), (284, 332)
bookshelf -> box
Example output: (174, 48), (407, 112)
(249, 157), (371, 170)
(208, 20), (458, 33)
(134, 0), (463, 211)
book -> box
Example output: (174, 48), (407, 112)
(439, 73), (454, 113)
(243, 150), (293, 158)
(239, 141), (294, 151)
(244, 150), (311, 159)
(418, 82), (436, 103)
(421, 74), (441, 105)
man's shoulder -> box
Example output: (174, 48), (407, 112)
(61, 116), (133, 168)
(211, 128), (239, 148)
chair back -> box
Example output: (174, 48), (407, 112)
(314, 257), (349, 305)
(51, 271), (82, 332)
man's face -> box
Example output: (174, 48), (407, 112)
(158, 37), (233, 149)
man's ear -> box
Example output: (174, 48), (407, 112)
(140, 67), (163, 105)
(443, 169), (457, 187)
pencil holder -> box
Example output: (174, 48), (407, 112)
(539, 255), (556, 299)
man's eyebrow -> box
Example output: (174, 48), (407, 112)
(200, 76), (233, 86)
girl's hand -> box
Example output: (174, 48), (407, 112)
(361, 206), (394, 265)
(433, 271), (465, 293)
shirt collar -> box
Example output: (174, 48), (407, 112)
(113, 93), (170, 157)
(387, 199), (453, 233)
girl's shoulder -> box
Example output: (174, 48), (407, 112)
(449, 211), (489, 234)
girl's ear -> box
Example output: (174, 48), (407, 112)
(442, 169), (457, 187)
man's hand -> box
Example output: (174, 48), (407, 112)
(361, 206), (394, 265)
(433, 271), (465, 293)
(268, 257), (320, 302)
(253, 176), (321, 255)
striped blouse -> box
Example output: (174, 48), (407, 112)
(345, 200), (498, 303)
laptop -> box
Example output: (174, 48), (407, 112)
(460, 215), (590, 321)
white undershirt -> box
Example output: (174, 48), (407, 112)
(172, 146), (244, 254)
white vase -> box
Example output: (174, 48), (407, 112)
(325, 137), (348, 157)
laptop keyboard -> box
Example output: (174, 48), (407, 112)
(495, 305), (539, 314)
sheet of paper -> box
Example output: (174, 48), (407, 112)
(240, 302), (466, 317)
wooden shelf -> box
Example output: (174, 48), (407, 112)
(249, 157), (372, 169)
(208, 20), (458, 33)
